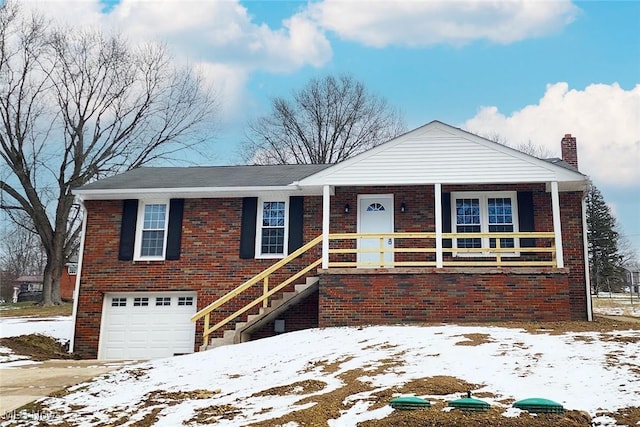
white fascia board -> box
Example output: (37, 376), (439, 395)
(73, 185), (325, 201)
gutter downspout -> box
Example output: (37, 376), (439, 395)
(69, 199), (87, 353)
(581, 195), (594, 321)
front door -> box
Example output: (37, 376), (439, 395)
(358, 195), (394, 267)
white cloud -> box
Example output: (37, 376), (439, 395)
(307, 0), (579, 47)
(19, 0), (332, 93)
(463, 82), (640, 186)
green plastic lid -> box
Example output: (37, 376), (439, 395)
(448, 397), (491, 412)
(513, 398), (564, 414)
(390, 396), (431, 410)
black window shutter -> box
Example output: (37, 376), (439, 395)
(288, 196), (304, 253)
(517, 191), (536, 247)
(119, 199), (138, 261)
(441, 192), (452, 248)
(239, 197), (258, 259)
(166, 199), (184, 260)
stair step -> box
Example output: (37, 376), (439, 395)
(305, 276), (320, 286)
(205, 338), (228, 350)
(222, 329), (236, 341)
(294, 283), (310, 293)
(270, 298), (285, 309)
(200, 276), (321, 352)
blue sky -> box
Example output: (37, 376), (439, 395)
(18, 0), (640, 259)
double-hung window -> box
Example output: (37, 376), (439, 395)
(452, 192), (519, 255)
(256, 198), (288, 258)
(135, 201), (169, 260)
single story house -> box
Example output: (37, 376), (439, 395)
(70, 121), (592, 360)
(14, 275), (44, 302)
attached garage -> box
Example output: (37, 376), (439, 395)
(98, 292), (197, 360)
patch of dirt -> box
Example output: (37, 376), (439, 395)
(185, 404), (243, 424)
(507, 316), (640, 334)
(252, 380), (326, 397)
(600, 334), (640, 343)
(358, 402), (593, 427)
(454, 333), (494, 346)
(132, 388), (220, 413)
(0, 333), (73, 361)
(609, 406), (640, 426)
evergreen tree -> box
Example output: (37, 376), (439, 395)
(586, 184), (624, 294)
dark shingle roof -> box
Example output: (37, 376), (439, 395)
(76, 164), (333, 191)
(542, 158), (580, 172)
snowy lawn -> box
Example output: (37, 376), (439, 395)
(3, 322), (639, 427)
(593, 293), (640, 318)
(0, 316), (73, 365)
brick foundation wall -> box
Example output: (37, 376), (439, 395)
(318, 268), (572, 325)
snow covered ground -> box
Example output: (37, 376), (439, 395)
(593, 293), (640, 317)
(0, 316), (73, 365)
(1, 317), (638, 427)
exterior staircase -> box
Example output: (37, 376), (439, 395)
(200, 276), (319, 350)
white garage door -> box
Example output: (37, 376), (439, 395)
(99, 292), (197, 360)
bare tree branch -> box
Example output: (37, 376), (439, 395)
(242, 74), (406, 165)
(0, 2), (218, 305)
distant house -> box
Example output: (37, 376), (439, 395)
(622, 266), (640, 294)
(10, 260), (77, 303)
(71, 120), (592, 360)
(14, 275), (43, 302)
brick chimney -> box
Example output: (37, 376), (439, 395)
(561, 133), (578, 169)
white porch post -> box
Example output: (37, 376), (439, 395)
(434, 183), (443, 268)
(322, 185), (331, 269)
(551, 181), (564, 268)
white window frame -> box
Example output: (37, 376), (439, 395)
(451, 191), (520, 257)
(134, 199), (170, 261)
(255, 196), (289, 259)
(67, 263), (78, 275)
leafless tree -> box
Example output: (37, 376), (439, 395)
(0, 222), (46, 278)
(0, 3), (218, 305)
(483, 132), (554, 159)
(242, 74), (406, 164)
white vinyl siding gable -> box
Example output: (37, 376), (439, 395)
(297, 121), (586, 187)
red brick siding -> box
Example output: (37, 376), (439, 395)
(75, 183), (587, 358)
(559, 192), (588, 319)
(60, 269), (75, 301)
(318, 269), (571, 325)
(74, 197), (324, 358)
(322, 183), (586, 321)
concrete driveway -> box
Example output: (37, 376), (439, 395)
(0, 359), (137, 414)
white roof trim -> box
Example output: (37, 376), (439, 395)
(73, 185), (327, 200)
